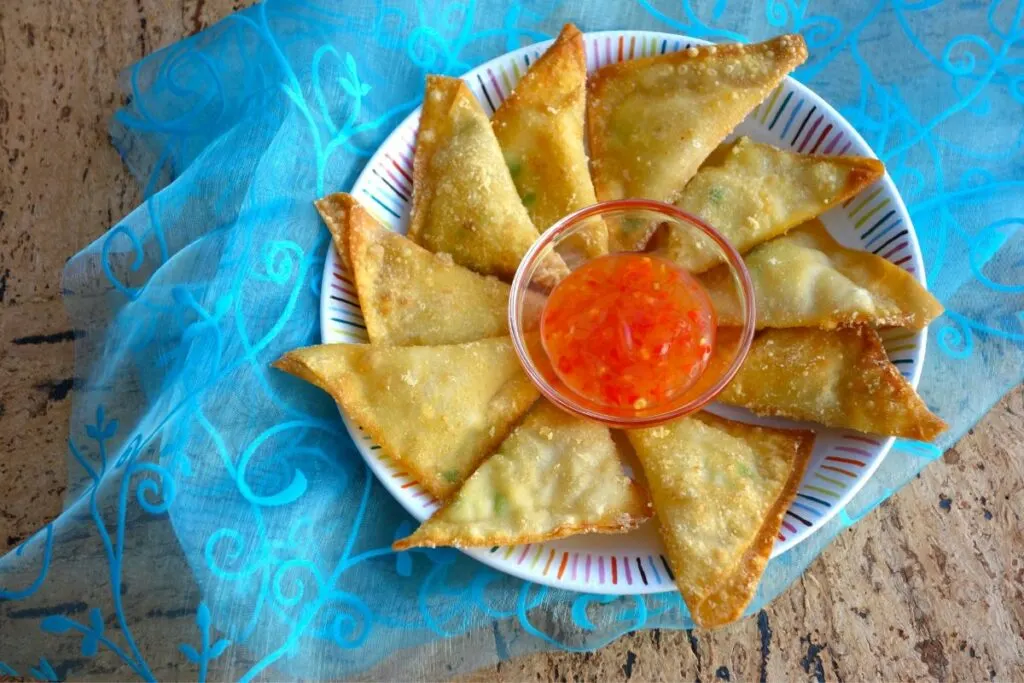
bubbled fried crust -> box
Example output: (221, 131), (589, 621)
(315, 192), (356, 269)
(589, 34), (807, 91)
(393, 400), (653, 550)
(490, 24), (607, 257)
(627, 412), (815, 629)
(408, 76), (566, 286)
(272, 338), (540, 500)
(719, 327), (947, 441)
(699, 218), (944, 330)
(688, 417), (814, 628)
(491, 24), (585, 116)
(345, 194), (514, 345)
(392, 504), (651, 551)
(587, 34), (808, 218)
(653, 136), (885, 272)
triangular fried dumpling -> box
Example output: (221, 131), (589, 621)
(316, 192), (543, 345)
(273, 337), (539, 499)
(628, 412), (814, 628)
(588, 35), (808, 250)
(315, 192), (354, 269)
(492, 24), (606, 259)
(701, 219), (944, 329)
(394, 400), (652, 550)
(651, 137), (885, 271)
(410, 75), (564, 284)
(718, 327), (947, 440)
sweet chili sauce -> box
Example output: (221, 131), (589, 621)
(540, 253), (716, 412)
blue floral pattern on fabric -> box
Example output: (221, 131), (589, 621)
(1, 1), (1021, 679)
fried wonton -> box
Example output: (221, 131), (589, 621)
(587, 35), (808, 250)
(409, 75), (564, 284)
(315, 192), (355, 270)
(393, 400), (652, 550)
(628, 412), (814, 628)
(718, 327), (947, 441)
(702, 219), (944, 330)
(273, 337), (539, 499)
(492, 24), (607, 260)
(316, 192), (543, 345)
(651, 137), (885, 271)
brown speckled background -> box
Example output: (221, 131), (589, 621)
(1, 2), (1022, 680)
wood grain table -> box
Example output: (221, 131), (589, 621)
(1, 2), (1022, 680)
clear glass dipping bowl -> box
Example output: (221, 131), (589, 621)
(509, 199), (756, 429)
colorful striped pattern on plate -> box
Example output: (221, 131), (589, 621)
(320, 30), (931, 594)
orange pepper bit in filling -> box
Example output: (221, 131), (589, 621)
(541, 252), (715, 411)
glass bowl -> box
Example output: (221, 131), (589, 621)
(509, 199), (756, 429)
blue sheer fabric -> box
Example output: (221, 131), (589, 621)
(1, 1), (1021, 679)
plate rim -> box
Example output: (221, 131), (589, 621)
(318, 29), (929, 595)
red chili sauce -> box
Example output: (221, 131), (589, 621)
(540, 253), (716, 411)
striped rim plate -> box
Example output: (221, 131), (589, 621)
(319, 31), (929, 595)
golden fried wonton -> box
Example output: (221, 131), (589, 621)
(701, 219), (944, 329)
(316, 192), (542, 345)
(587, 35), (808, 250)
(492, 24), (607, 259)
(409, 75), (564, 284)
(628, 412), (813, 628)
(651, 137), (885, 271)
(315, 192), (355, 270)
(718, 327), (947, 441)
(393, 400), (652, 550)
(273, 337), (539, 499)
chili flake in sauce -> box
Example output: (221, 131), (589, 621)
(540, 253), (715, 411)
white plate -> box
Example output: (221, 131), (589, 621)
(319, 30), (928, 594)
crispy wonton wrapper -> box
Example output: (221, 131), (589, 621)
(273, 337), (539, 499)
(315, 192), (543, 345)
(393, 400), (652, 550)
(717, 327), (947, 441)
(492, 24), (607, 260)
(409, 75), (565, 285)
(650, 137), (885, 271)
(628, 412), (814, 628)
(315, 192), (355, 270)
(587, 35), (808, 250)
(701, 219), (944, 330)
